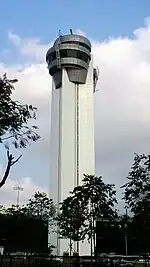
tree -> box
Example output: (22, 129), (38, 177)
(58, 174), (117, 255)
(121, 153), (150, 215)
(58, 195), (87, 255)
(23, 192), (56, 253)
(24, 191), (56, 222)
(0, 74), (40, 188)
(121, 153), (150, 253)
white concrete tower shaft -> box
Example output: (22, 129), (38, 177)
(46, 33), (99, 256)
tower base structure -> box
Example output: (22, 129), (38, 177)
(46, 33), (99, 256)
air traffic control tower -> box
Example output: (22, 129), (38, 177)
(46, 30), (99, 256)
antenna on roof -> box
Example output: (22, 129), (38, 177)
(70, 29), (73, 35)
(58, 29), (62, 37)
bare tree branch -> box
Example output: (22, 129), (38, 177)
(0, 150), (22, 188)
(11, 155), (22, 166)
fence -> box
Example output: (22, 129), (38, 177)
(0, 255), (50, 267)
(0, 254), (80, 267)
(0, 254), (148, 267)
(0, 255), (100, 267)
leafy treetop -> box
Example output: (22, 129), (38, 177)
(121, 153), (150, 215)
(0, 73), (40, 148)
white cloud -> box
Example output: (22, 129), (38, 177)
(8, 31), (52, 62)
(0, 161), (47, 207)
(74, 29), (86, 36)
(1, 21), (150, 210)
(0, 163), (47, 207)
(0, 175), (47, 207)
(0, 45), (52, 206)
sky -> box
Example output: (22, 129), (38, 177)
(0, 1), (150, 212)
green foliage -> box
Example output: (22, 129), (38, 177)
(58, 174), (117, 253)
(121, 153), (150, 254)
(23, 191), (56, 223)
(77, 174), (118, 219)
(0, 74), (40, 148)
(58, 196), (87, 241)
(121, 153), (150, 215)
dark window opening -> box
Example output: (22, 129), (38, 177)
(60, 49), (90, 63)
(47, 51), (56, 63)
